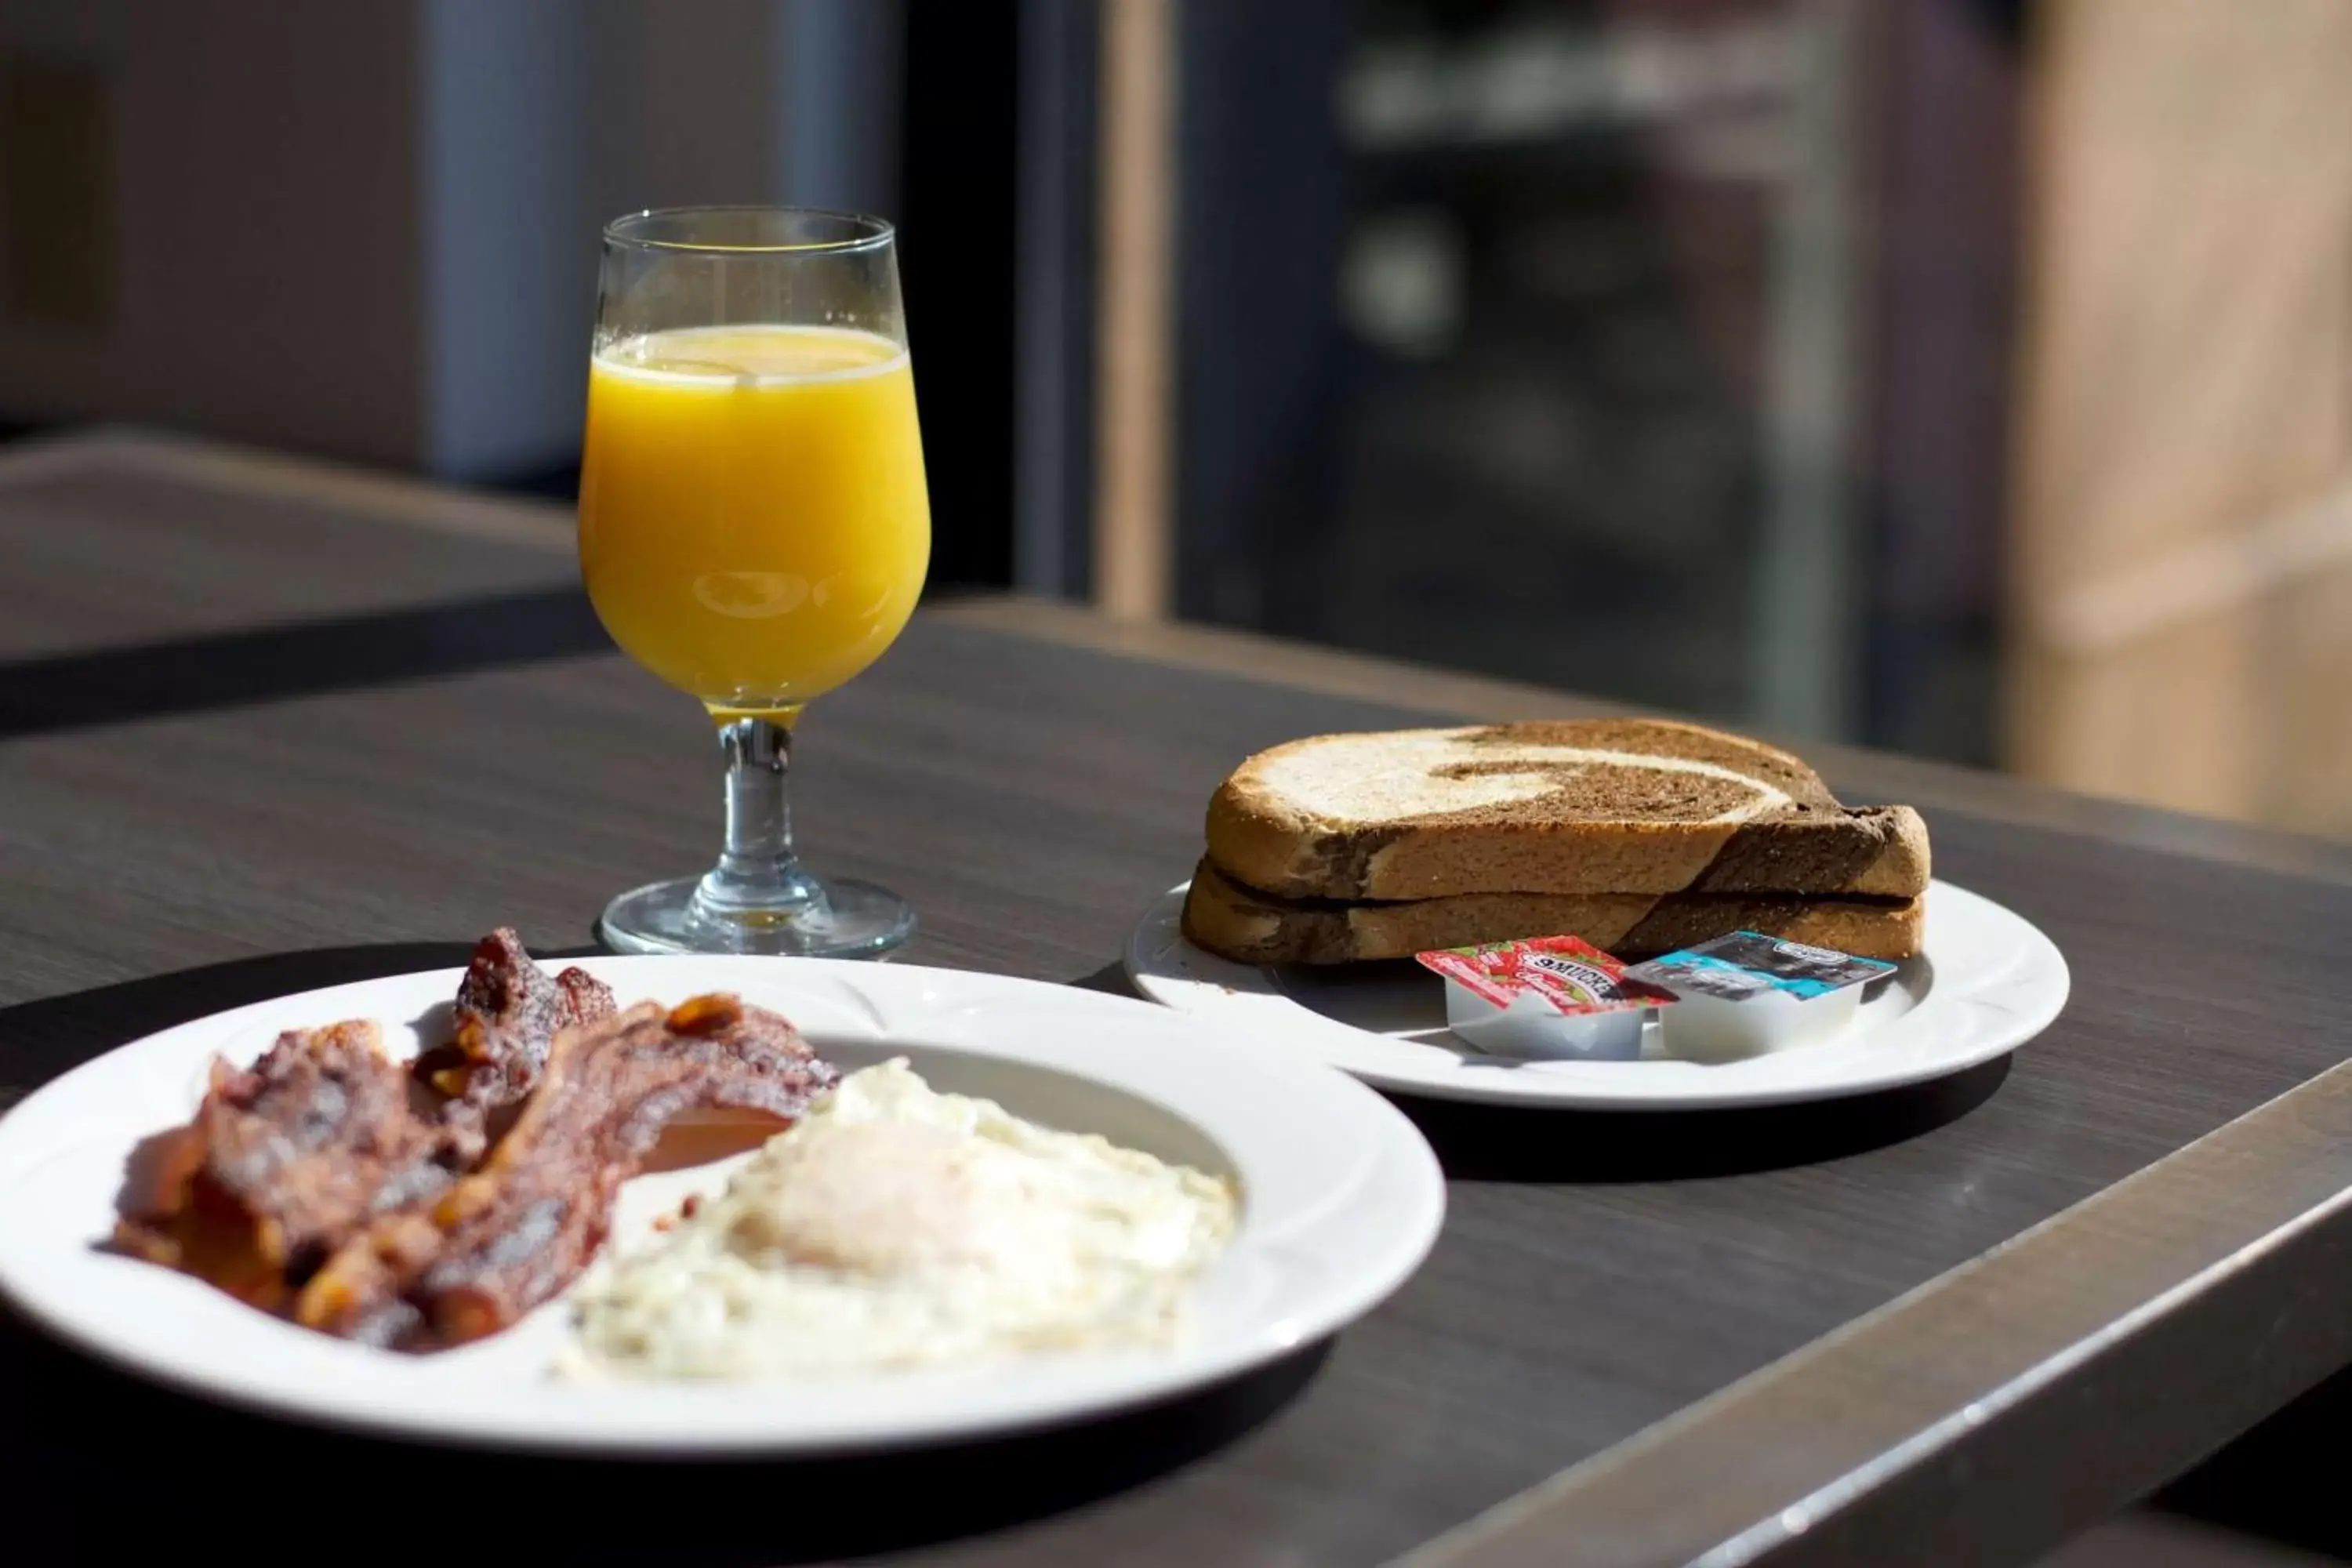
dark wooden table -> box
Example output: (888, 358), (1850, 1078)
(4, 432), (2350, 1567)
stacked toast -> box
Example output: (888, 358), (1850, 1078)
(1180, 719), (1928, 965)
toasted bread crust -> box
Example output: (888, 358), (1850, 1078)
(1204, 721), (1929, 900)
(1180, 858), (1925, 966)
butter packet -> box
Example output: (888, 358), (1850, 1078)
(1625, 931), (1893, 1002)
(1626, 931), (1895, 1060)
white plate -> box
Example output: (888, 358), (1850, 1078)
(1125, 878), (2068, 1109)
(0, 956), (1443, 1454)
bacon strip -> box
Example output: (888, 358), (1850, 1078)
(114, 1022), (470, 1310)
(411, 927), (617, 1119)
(114, 931), (608, 1312)
(296, 993), (834, 1350)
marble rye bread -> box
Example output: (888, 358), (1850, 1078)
(1181, 858), (1925, 967)
(1203, 719), (1929, 902)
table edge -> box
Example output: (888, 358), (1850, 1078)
(0, 425), (575, 555)
(1387, 1059), (2352, 1568)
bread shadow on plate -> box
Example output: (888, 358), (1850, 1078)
(1083, 939), (1973, 1181)
(2, 1308), (1330, 1566)
(1390, 1053), (2010, 1183)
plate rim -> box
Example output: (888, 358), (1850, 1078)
(1123, 877), (2071, 1110)
(0, 954), (1446, 1455)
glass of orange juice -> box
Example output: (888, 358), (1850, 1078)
(579, 207), (929, 956)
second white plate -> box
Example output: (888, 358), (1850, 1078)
(1124, 877), (2068, 1109)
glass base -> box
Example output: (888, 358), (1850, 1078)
(597, 873), (915, 959)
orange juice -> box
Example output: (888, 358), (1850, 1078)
(579, 325), (930, 718)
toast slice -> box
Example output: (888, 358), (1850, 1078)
(1206, 719), (1929, 902)
(1181, 858), (1924, 967)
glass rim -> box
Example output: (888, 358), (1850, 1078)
(601, 205), (895, 256)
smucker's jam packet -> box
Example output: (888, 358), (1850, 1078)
(1416, 935), (1677, 1016)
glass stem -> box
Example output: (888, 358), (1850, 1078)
(694, 717), (824, 920)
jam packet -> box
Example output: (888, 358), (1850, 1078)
(1416, 935), (1675, 1061)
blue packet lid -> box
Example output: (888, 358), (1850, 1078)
(1624, 931), (1894, 1002)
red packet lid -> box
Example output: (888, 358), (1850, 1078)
(1415, 935), (1677, 1016)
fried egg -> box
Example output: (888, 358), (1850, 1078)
(568, 1059), (1238, 1379)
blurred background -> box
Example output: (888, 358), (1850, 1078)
(2, 0), (2347, 838)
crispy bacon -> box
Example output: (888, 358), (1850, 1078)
(296, 993), (833, 1349)
(114, 1022), (470, 1309)
(411, 927), (616, 1116)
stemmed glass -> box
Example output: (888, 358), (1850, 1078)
(579, 207), (929, 956)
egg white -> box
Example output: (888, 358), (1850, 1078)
(568, 1059), (1238, 1379)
